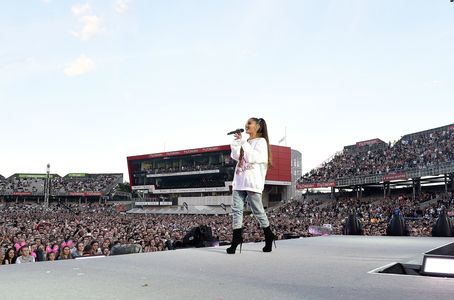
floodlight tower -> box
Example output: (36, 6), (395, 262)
(44, 163), (50, 208)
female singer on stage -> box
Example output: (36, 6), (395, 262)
(226, 117), (276, 254)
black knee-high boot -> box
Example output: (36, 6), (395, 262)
(226, 228), (243, 254)
(262, 226), (277, 252)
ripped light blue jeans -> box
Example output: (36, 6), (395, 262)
(232, 190), (270, 229)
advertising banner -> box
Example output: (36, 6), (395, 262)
(356, 138), (381, 147)
(18, 174), (48, 179)
(383, 173), (407, 181)
(146, 169), (220, 178)
(135, 201), (173, 206)
(128, 145), (231, 160)
(131, 185), (154, 190)
(12, 192), (32, 196)
(297, 181), (336, 189)
(152, 186), (230, 194)
(68, 192), (103, 196)
(67, 173), (86, 177)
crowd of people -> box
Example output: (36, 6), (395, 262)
(0, 177), (42, 194)
(1, 190), (452, 266)
(301, 125), (454, 183)
(50, 175), (120, 194)
(139, 153), (235, 174)
(276, 192), (453, 237)
(0, 174), (121, 195)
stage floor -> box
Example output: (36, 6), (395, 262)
(1, 236), (454, 300)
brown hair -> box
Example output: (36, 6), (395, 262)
(239, 117), (273, 168)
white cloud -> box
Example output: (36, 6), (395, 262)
(70, 3), (102, 40)
(72, 15), (103, 40)
(423, 80), (442, 88)
(64, 55), (95, 76)
(430, 80), (441, 87)
(115, 0), (129, 14)
(71, 3), (91, 16)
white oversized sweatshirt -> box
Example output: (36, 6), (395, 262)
(230, 137), (268, 194)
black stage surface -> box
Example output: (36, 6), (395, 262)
(1, 236), (454, 300)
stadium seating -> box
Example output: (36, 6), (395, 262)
(300, 123), (454, 184)
(0, 175), (45, 194)
(51, 174), (121, 194)
(0, 173), (122, 196)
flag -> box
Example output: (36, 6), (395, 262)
(279, 127), (287, 145)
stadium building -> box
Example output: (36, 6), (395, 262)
(127, 144), (302, 214)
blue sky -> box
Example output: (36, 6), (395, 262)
(1, 0), (453, 180)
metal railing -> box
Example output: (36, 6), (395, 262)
(401, 123), (454, 140)
(335, 161), (454, 187)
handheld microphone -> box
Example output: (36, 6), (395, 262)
(227, 128), (244, 135)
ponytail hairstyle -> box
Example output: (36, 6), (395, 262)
(239, 117), (273, 168)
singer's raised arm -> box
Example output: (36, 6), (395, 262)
(230, 139), (242, 161)
(241, 138), (268, 164)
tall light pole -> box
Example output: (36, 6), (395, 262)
(44, 163), (50, 208)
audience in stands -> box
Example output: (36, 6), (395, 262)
(143, 155), (235, 175)
(301, 126), (454, 183)
(51, 175), (119, 194)
(0, 174), (121, 195)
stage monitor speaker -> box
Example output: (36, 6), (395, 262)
(183, 225), (214, 248)
(342, 214), (363, 235)
(432, 210), (453, 237)
(387, 209), (409, 236)
(110, 244), (142, 256)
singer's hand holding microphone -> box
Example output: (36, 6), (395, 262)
(227, 128), (244, 140)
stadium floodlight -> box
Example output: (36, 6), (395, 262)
(44, 163), (51, 208)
